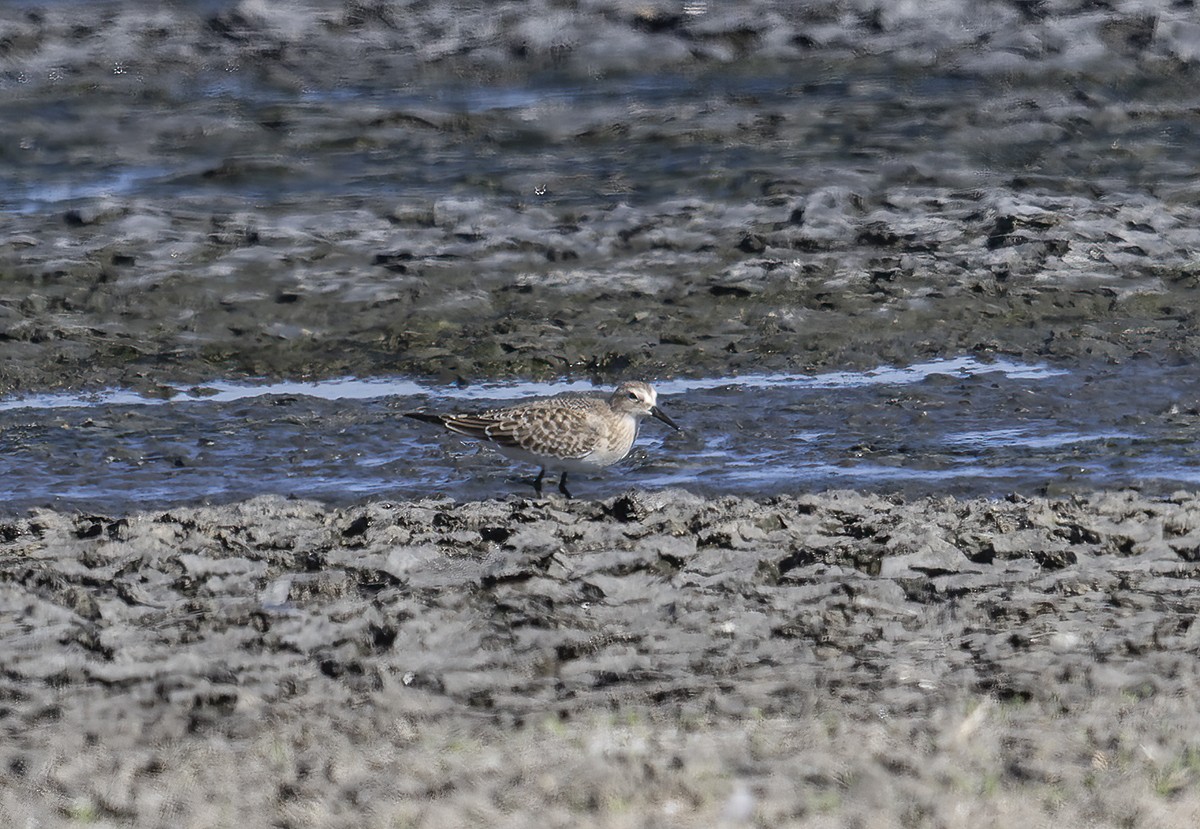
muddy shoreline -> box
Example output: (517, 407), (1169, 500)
(4, 488), (1200, 826)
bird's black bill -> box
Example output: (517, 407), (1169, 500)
(651, 406), (681, 431)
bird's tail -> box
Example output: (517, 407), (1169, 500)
(404, 412), (447, 426)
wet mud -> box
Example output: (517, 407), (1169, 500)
(2, 2), (1200, 392)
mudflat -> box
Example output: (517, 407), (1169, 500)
(4, 2), (1200, 827)
(4, 490), (1200, 826)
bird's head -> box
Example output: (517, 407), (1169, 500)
(610, 381), (680, 430)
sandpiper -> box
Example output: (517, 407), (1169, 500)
(405, 381), (680, 497)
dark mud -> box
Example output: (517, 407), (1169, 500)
(4, 489), (1200, 827)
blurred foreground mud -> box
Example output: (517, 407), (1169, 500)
(3, 489), (1200, 826)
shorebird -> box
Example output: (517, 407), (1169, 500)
(405, 381), (680, 497)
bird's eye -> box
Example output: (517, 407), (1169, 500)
(627, 392), (639, 400)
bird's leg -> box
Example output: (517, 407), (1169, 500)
(558, 471), (572, 499)
(527, 467), (546, 496)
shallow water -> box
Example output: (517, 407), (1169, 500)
(2, 356), (1197, 514)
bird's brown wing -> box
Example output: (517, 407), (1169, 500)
(443, 407), (602, 459)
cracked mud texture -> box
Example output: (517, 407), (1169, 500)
(4, 489), (1200, 827)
